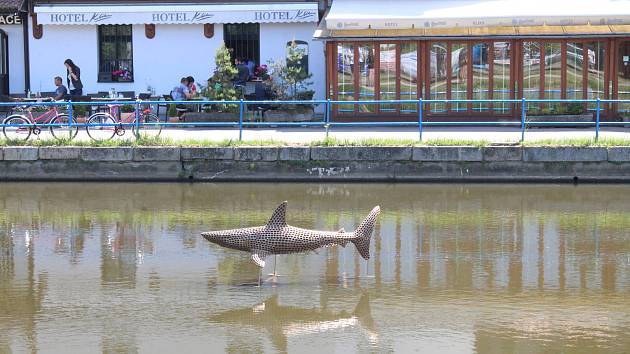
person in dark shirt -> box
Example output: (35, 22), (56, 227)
(53, 76), (68, 101)
(234, 58), (250, 85)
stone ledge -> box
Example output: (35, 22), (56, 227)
(608, 147), (630, 162)
(523, 147), (607, 162)
(310, 147), (412, 161)
(279, 147), (310, 161)
(413, 146), (482, 161)
(39, 147), (81, 160)
(3, 147), (38, 161)
(80, 147), (133, 161)
(234, 147), (279, 161)
(482, 146), (522, 161)
(181, 147), (234, 160)
(132, 147), (181, 161)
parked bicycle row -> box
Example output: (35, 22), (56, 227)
(2, 100), (161, 141)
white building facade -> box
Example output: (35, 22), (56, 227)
(27, 1), (325, 99)
(0, 1), (27, 95)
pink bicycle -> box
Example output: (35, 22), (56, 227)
(86, 104), (161, 141)
(2, 102), (78, 141)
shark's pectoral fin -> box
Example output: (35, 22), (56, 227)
(251, 249), (269, 268)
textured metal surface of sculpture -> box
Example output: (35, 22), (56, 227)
(202, 201), (381, 268)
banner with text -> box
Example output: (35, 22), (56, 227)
(34, 7), (318, 25)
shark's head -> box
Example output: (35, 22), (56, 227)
(201, 227), (260, 251)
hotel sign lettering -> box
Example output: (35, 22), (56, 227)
(40, 9), (317, 25)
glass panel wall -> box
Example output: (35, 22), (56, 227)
(618, 41), (630, 117)
(544, 43), (562, 110)
(430, 43), (448, 112)
(400, 42), (418, 113)
(336, 43), (354, 113)
(451, 43), (468, 112)
(522, 42), (541, 112)
(358, 44), (375, 113)
(493, 42), (511, 113)
(379, 43), (397, 112)
(566, 42), (585, 100)
(472, 43), (490, 112)
(587, 41), (606, 111)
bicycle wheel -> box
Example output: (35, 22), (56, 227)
(132, 113), (162, 138)
(86, 113), (117, 141)
(49, 113), (79, 140)
(3, 115), (31, 141)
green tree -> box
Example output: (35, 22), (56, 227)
(268, 40), (314, 104)
(206, 41), (239, 112)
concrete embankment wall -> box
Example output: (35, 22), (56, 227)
(0, 146), (629, 182)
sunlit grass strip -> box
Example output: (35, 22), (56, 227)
(2, 135), (630, 147)
(521, 137), (630, 147)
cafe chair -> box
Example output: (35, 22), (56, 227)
(72, 95), (93, 115)
(0, 94), (13, 119)
(157, 94), (172, 121)
(88, 93), (108, 113)
(118, 91), (136, 99)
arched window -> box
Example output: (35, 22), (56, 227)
(287, 40), (309, 77)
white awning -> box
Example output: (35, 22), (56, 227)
(326, 0), (630, 30)
(34, 3), (319, 25)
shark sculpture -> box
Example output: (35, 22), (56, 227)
(202, 201), (381, 268)
(207, 293), (377, 353)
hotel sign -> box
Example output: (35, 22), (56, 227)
(0, 13), (22, 25)
(37, 8), (317, 25)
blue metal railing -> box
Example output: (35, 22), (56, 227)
(0, 98), (629, 142)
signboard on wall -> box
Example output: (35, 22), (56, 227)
(34, 5), (319, 25)
(0, 13), (22, 25)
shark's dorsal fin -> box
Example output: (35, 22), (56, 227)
(267, 201), (288, 227)
(338, 228), (345, 233)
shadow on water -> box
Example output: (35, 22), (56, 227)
(208, 292), (377, 353)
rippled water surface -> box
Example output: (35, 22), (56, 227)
(1, 183), (630, 353)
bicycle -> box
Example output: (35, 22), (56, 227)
(85, 103), (161, 141)
(2, 100), (78, 141)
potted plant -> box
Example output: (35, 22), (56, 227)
(183, 42), (240, 123)
(112, 69), (133, 82)
(264, 41), (316, 122)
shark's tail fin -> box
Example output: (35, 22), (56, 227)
(351, 206), (380, 260)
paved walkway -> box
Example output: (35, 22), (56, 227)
(135, 126), (630, 143)
(48, 125), (630, 143)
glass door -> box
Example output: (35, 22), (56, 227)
(618, 41), (630, 118)
(0, 30), (7, 96)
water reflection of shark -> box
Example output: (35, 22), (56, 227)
(208, 293), (377, 353)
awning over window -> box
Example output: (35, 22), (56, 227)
(34, 3), (319, 25)
(325, 0), (630, 30)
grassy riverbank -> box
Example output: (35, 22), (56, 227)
(2, 135), (630, 147)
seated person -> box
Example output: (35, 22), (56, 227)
(170, 77), (194, 118)
(233, 58), (250, 86)
(170, 77), (193, 101)
(187, 76), (197, 96)
(54, 76), (68, 101)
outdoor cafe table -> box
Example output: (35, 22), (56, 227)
(13, 97), (53, 103)
(94, 97), (133, 101)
